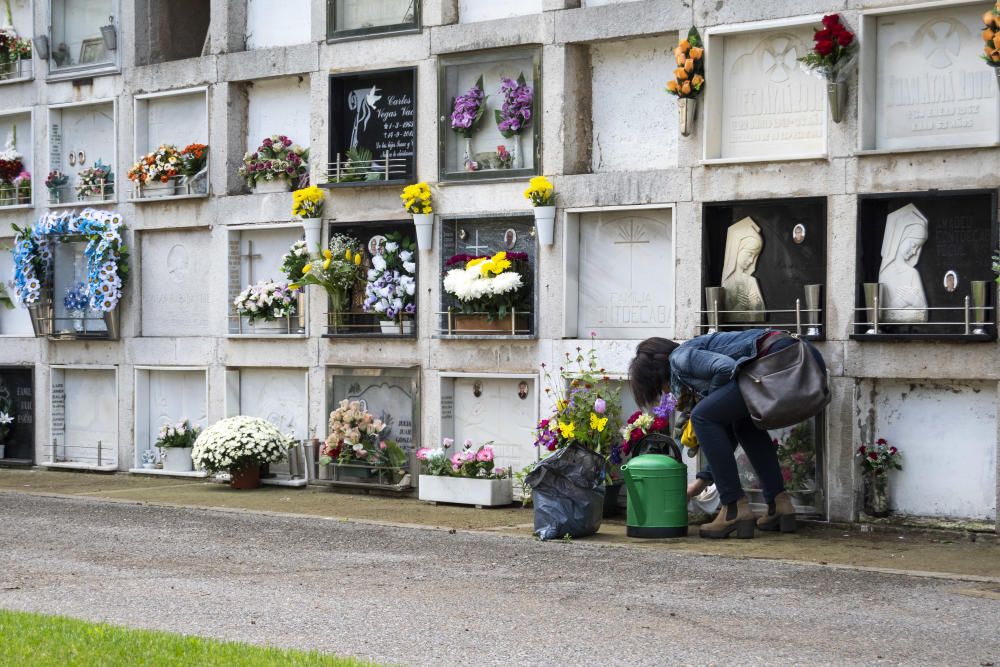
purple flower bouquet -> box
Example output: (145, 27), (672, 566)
(494, 74), (533, 138)
(450, 77), (487, 139)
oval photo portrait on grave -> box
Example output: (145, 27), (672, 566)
(943, 270), (958, 293)
(792, 223), (806, 245)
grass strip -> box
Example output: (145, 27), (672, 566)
(0, 609), (380, 667)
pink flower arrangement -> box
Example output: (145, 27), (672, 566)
(417, 438), (507, 479)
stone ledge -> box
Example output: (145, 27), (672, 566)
(218, 43), (320, 82)
(128, 56), (219, 94)
(554, 169), (694, 208)
(430, 12), (554, 55)
(321, 31), (431, 71)
(555, 0), (690, 44)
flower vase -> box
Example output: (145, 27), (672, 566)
(827, 80), (847, 124)
(230, 463), (261, 490)
(678, 97), (697, 137)
(71, 309), (85, 333)
(412, 213), (433, 251)
(163, 447), (194, 473)
(533, 206), (556, 246)
(301, 218), (322, 256)
(184, 167), (209, 195)
(48, 187), (63, 205)
(328, 288), (348, 334)
(512, 132), (523, 169)
(463, 137), (473, 169)
(863, 473), (889, 518)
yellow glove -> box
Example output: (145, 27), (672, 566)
(681, 419), (699, 455)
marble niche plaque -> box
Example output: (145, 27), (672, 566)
(711, 25), (825, 160)
(0, 242), (34, 335)
(856, 190), (997, 338)
(246, 0), (311, 49)
(0, 367), (34, 461)
(575, 209), (673, 339)
(135, 90), (207, 157)
(247, 77), (311, 154)
(441, 376), (537, 479)
(134, 369), (207, 464)
(228, 226), (305, 335)
(48, 102), (116, 199)
(328, 367), (419, 453)
(50, 368), (117, 467)
(872, 5), (999, 151)
(330, 0), (417, 36)
(703, 198), (827, 336)
(230, 368), (308, 441)
(141, 229), (212, 336)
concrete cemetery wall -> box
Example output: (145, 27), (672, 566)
(0, 0), (998, 529)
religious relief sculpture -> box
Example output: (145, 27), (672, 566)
(721, 217), (766, 323)
(878, 203), (929, 323)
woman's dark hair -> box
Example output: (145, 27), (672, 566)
(629, 337), (679, 409)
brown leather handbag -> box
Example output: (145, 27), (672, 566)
(737, 337), (830, 430)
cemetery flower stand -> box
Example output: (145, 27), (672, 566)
(532, 205), (555, 246)
(418, 475), (513, 507)
(412, 213), (433, 250)
(677, 98), (697, 137)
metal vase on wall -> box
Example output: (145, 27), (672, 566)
(678, 98), (697, 137)
(705, 286), (725, 332)
(102, 309), (120, 340)
(863, 283), (883, 334)
(27, 299), (53, 337)
(804, 284), (822, 337)
(827, 81), (847, 124)
(100, 17), (118, 51)
(971, 280), (988, 335)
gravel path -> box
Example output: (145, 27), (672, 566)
(0, 493), (997, 666)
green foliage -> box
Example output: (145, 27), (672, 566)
(0, 609), (380, 667)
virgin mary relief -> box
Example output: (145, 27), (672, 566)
(878, 203), (929, 323)
(721, 217), (766, 323)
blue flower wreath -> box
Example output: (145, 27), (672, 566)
(11, 209), (129, 313)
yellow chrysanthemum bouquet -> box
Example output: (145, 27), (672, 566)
(523, 176), (554, 207)
(291, 185), (325, 219)
(442, 250), (529, 321)
(400, 182), (433, 214)
(293, 233), (364, 319)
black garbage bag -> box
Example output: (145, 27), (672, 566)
(525, 443), (606, 540)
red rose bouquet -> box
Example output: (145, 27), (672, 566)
(799, 14), (857, 82)
(856, 438), (902, 477)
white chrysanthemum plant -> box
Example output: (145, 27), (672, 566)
(191, 416), (292, 475)
(442, 250), (530, 322)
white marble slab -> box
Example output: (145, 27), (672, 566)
(136, 369), (207, 458)
(136, 91), (207, 155)
(446, 377), (537, 476)
(247, 77), (311, 152)
(49, 102), (115, 180)
(577, 209), (673, 339)
(52, 368), (117, 467)
(246, 0), (311, 49)
(237, 368), (308, 440)
(141, 230), (213, 337)
(716, 25), (825, 160)
(874, 5), (999, 151)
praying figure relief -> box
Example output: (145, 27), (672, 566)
(721, 217), (766, 323)
(878, 203), (929, 323)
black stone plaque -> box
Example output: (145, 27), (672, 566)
(703, 198), (827, 337)
(856, 189), (998, 339)
(328, 68), (416, 185)
(0, 367), (34, 462)
(326, 220), (417, 337)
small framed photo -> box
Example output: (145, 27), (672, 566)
(943, 270), (958, 293)
(792, 223), (806, 245)
(79, 38), (107, 65)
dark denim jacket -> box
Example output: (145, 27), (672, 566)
(669, 329), (772, 398)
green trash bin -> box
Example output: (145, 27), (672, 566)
(621, 436), (688, 538)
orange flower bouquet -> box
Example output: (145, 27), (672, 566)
(982, 3), (1000, 72)
(665, 27), (705, 99)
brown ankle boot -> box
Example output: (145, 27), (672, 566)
(699, 496), (756, 539)
(757, 491), (797, 533)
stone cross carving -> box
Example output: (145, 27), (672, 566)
(464, 229), (489, 256)
(612, 219), (650, 291)
(241, 240), (262, 284)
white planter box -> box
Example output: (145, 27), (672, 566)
(162, 446), (194, 472)
(253, 178), (289, 194)
(418, 475), (513, 507)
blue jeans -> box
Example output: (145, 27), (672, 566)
(690, 379), (784, 505)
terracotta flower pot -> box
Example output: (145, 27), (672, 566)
(230, 463), (261, 490)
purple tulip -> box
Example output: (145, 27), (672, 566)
(594, 398), (606, 415)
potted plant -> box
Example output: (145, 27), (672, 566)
(291, 185), (325, 256)
(798, 14), (857, 123)
(0, 394), (13, 460)
(982, 4), (1000, 92)
(232, 280), (299, 334)
(240, 135), (309, 194)
(179, 143), (208, 195)
(495, 74), (533, 169)
(156, 419), (202, 473)
(192, 416), (291, 489)
(400, 182), (433, 250)
(76, 160), (113, 201)
(0, 26), (30, 80)
(318, 399), (407, 486)
(417, 439), (512, 507)
(11, 169), (29, 204)
(128, 145), (182, 198)
(363, 231), (416, 335)
(0, 130), (23, 207)
(294, 233), (363, 333)
(524, 176), (555, 246)
(856, 438), (902, 518)
(534, 338), (624, 518)
(666, 27), (705, 136)
(443, 251), (530, 334)
(45, 170), (68, 204)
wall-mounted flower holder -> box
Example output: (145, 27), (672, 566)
(827, 81), (846, 124)
(100, 17), (118, 51)
(678, 98), (697, 137)
(533, 206), (555, 246)
(413, 213), (433, 251)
